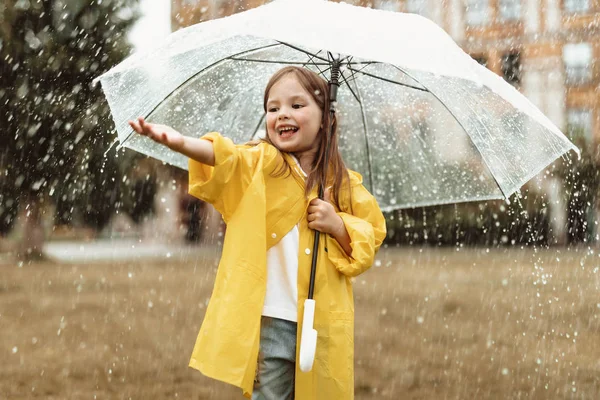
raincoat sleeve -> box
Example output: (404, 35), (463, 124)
(188, 132), (269, 222)
(325, 184), (386, 278)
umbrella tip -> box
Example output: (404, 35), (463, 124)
(103, 137), (120, 157)
(92, 77), (101, 87)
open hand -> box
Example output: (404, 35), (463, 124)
(128, 117), (184, 151)
(307, 188), (344, 237)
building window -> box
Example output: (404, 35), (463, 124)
(567, 108), (593, 144)
(564, 0), (589, 14)
(563, 43), (593, 86)
(405, 0), (428, 17)
(373, 0), (401, 11)
(498, 0), (521, 21)
(501, 52), (521, 86)
(465, 0), (490, 26)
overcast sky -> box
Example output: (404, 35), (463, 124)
(128, 0), (172, 52)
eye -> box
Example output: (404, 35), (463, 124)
(268, 107), (278, 112)
(292, 104), (304, 109)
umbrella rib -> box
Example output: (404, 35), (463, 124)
(341, 60), (367, 86)
(277, 41), (330, 62)
(346, 61), (378, 81)
(231, 47), (334, 79)
(339, 69), (361, 104)
(349, 74), (375, 195)
(389, 64), (511, 199)
(347, 67), (429, 92)
(249, 112), (266, 141)
(305, 50), (332, 78)
(313, 64), (333, 80)
(228, 57), (330, 66)
(346, 61), (379, 66)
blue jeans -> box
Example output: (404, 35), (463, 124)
(252, 316), (297, 400)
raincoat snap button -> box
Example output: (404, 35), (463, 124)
(305, 248), (311, 255)
(271, 233), (277, 239)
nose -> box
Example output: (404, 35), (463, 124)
(277, 106), (290, 120)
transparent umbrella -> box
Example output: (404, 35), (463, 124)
(94, 0), (579, 372)
(94, 0), (578, 211)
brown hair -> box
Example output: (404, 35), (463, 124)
(252, 66), (352, 212)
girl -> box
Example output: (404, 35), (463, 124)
(129, 66), (386, 400)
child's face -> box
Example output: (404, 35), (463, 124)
(265, 75), (323, 158)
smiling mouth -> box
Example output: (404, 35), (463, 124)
(278, 126), (299, 135)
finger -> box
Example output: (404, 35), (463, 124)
(310, 198), (326, 207)
(139, 117), (153, 134)
(307, 205), (319, 214)
(129, 120), (143, 134)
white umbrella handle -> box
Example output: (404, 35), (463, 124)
(299, 299), (317, 372)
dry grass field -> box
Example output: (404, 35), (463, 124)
(1, 246), (599, 399)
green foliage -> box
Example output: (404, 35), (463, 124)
(0, 0), (140, 230)
(384, 193), (550, 247)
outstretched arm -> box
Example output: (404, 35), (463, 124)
(129, 117), (215, 166)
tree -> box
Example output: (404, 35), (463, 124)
(0, 0), (139, 258)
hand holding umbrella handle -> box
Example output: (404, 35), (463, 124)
(299, 299), (317, 372)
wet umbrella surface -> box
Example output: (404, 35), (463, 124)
(95, 0), (578, 210)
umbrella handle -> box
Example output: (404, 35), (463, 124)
(299, 299), (317, 372)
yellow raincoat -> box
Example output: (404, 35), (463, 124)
(187, 132), (386, 399)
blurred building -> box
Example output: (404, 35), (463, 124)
(172, 0), (599, 148)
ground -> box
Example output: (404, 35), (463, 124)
(1, 246), (599, 399)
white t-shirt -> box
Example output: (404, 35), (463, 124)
(262, 225), (300, 322)
(261, 155), (306, 322)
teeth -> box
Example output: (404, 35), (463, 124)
(279, 127), (297, 134)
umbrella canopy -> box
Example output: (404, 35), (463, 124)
(95, 0), (578, 210)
